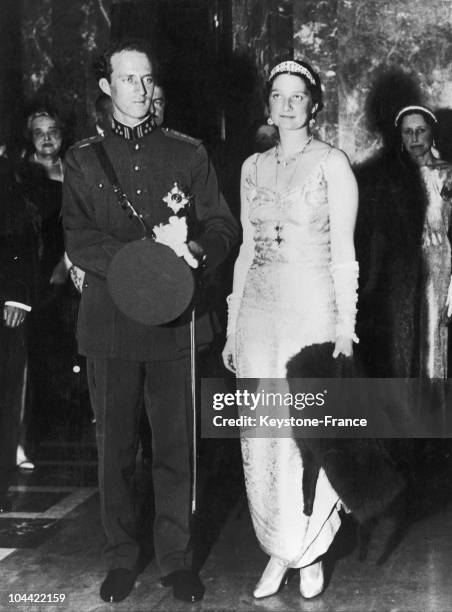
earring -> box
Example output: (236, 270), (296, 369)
(267, 117), (274, 126)
(431, 140), (440, 159)
(309, 117), (316, 131)
(401, 142), (404, 152)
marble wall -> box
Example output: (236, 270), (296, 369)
(12, 0), (452, 158)
(21, 0), (112, 140)
(232, 0), (293, 75)
(293, 0), (338, 145)
(338, 0), (452, 162)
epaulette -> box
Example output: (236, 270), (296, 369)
(72, 134), (104, 150)
(161, 127), (201, 146)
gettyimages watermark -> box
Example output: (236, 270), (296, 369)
(201, 378), (452, 438)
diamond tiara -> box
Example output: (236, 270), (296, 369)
(268, 61), (316, 86)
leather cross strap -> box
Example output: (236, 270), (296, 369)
(92, 141), (148, 236)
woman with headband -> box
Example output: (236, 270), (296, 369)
(223, 59), (358, 599)
(391, 106), (451, 380)
(361, 104), (452, 385)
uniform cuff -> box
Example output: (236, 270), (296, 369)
(5, 301), (32, 312)
(196, 234), (227, 270)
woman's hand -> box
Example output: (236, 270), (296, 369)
(222, 335), (236, 373)
(423, 221), (443, 247)
(333, 335), (353, 358)
(445, 276), (452, 319)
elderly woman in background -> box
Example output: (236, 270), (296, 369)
(18, 108), (82, 448)
(19, 109), (66, 290)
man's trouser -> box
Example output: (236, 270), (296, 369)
(87, 356), (193, 574)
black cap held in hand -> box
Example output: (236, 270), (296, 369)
(107, 239), (194, 326)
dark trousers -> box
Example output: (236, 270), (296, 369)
(87, 356), (193, 574)
(0, 326), (27, 501)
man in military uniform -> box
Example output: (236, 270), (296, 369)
(0, 156), (37, 512)
(62, 39), (238, 604)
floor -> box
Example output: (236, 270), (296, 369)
(1, 427), (452, 612)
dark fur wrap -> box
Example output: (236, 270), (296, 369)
(354, 150), (426, 377)
(286, 342), (405, 523)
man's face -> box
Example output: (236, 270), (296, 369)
(152, 85), (166, 127)
(31, 116), (62, 159)
(100, 50), (154, 126)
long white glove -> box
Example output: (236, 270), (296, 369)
(331, 260), (359, 342)
(153, 215), (198, 268)
(445, 275), (452, 319)
(226, 293), (242, 337)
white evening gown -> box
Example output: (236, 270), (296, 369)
(236, 147), (342, 567)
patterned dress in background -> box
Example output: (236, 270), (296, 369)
(419, 164), (452, 380)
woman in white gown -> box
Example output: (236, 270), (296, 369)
(223, 59), (359, 599)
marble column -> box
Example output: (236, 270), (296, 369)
(293, 0), (338, 145)
(232, 0), (293, 85)
(22, 0), (112, 140)
(0, 0), (22, 146)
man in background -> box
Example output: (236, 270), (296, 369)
(0, 155), (36, 511)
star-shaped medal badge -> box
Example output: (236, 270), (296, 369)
(163, 182), (190, 214)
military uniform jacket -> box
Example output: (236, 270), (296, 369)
(62, 118), (238, 361)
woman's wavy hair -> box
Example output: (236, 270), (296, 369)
(25, 108), (64, 141)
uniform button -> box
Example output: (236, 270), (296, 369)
(98, 183), (104, 188)
(134, 143), (140, 151)
(136, 188), (142, 195)
(134, 165), (140, 171)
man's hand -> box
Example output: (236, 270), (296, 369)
(3, 305), (27, 328)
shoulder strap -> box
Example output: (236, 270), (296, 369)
(92, 141), (148, 235)
(92, 141), (124, 199)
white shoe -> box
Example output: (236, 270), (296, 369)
(16, 445), (35, 470)
(253, 556), (289, 599)
(299, 560), (324, 599)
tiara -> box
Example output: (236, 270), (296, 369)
(268, 61), (316, 86)
(394, 105), (437, 127)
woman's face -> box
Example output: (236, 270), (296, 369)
(31, 115), (62, 159)
(268, 74), (314, 131)
(400, 113), (433, 162)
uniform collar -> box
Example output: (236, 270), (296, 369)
(111, 115), (156, 140)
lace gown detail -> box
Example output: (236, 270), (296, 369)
(236, 149), (341, 566)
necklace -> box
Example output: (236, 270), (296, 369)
(273, 135), (312, 248)
(275, 135), (312, 191)
(275, 135), (313, 167)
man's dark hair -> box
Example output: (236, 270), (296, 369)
(93, 38), (159, 83)
(95, 93), (112, 114)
